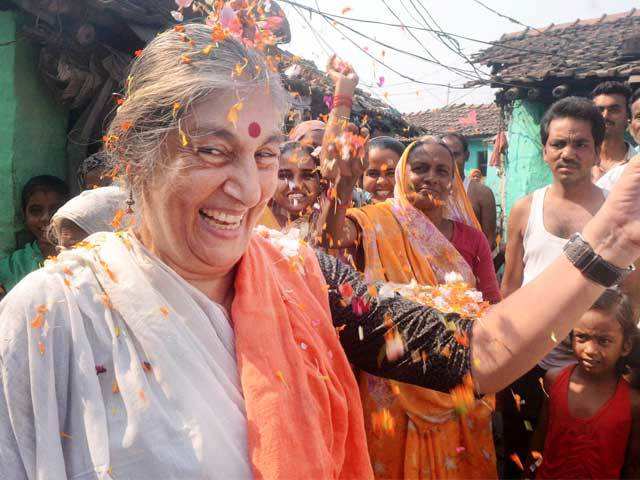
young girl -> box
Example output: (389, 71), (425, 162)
(361, 136), (404, 204)
(268, 141), (323, 241)
(0, 175), (69, 297)
(530, 289), (640, 479)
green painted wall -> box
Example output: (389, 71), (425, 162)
(503, 100), (549, 218)
(0, 11), (68, 256)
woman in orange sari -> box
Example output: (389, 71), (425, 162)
(320, 138), (500, 479)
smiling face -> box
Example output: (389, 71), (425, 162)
(406, 143), (454, 213)
(24, 189), (67, 245)
(593, 93), (629, 140)
(363, 147), (399, 203)
(272, 146), (320, 216)
(543, 117), (599, 185)
(138, 92), (282, 279)
(572, 309), (631, 377)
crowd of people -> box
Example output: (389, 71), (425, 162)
(1, 19), (640, 480)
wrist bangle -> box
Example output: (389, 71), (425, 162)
(333, 94), (353, 109)
(330, 113), (351, 122)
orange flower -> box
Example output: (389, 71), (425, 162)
(450, 374), (475, 416)
(111, 209), (125, 230)
(371, 408), (396, 435)
(211, 23), (227, 42)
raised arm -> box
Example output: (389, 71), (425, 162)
(472, 156), (640, 393)
(321, 155), (640, 394)
(316, 56), (366, 251)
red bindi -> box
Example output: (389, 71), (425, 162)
(248, 122), (261, 138)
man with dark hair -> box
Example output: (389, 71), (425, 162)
(590, 81), (637, 188)
(500, 96), (609, 478)
(443, 132), (497, 249)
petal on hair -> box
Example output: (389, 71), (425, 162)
(227, 101), (243, 128)
(175, 0), (193, 7)
(170, 10), (184, 22)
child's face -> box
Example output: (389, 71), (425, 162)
(24, 189), (67, 244)
(572, 309), (632, 376)
(273, 150), (320, 215)
(363, 148), (398, 203)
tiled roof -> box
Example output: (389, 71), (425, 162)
(473, 9), (640, 85)
(403, 103), (501, 138)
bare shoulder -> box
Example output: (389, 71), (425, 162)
(507, 194), (533, 230)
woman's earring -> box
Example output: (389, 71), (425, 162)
(126, 189), (135, 214)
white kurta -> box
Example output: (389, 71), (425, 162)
(0, 232), (251, 479)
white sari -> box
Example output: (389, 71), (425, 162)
(0, 232), (251, 479)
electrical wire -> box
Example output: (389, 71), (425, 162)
(469, 0), (543, 34)
(278, 0), (561, 58)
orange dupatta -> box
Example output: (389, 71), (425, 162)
(232, 230), (373, 479)
(347, 142), (496, 479)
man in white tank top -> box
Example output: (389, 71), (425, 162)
(499, 97), (609, 478)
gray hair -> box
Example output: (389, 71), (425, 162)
(104, 23), (289, 207)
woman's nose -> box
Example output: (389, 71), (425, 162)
(224, 158), (262, 207)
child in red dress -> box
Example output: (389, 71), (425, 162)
(528, 289), (640, 479)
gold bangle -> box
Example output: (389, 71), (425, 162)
(330, 113), (351, 123)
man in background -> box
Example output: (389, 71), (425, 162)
(443, 133), (497, 249)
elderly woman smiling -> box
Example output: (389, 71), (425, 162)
(2, 24), (640, 480)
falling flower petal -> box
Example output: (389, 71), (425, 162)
(134, 49), (143, 57)
(160, 306), (170, 318)
(95, 365), (107, 374)
(351, 296), (370, 316)
(377, 76), (385, 87)
(175, 0), (193, 7)
(338, 282), (353, 300)
(510, 453), (524, 471)
(202, 44), (215, 55)
(111, 210), (125, 230)
(60, 431), (72, 439)
(227, 101), (243, 128)
(142, 361), (152, 373)
(38, 341), (45, 356)
(341, 7), (352, 14)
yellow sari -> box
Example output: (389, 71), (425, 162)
(347, 142), (496, 479)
